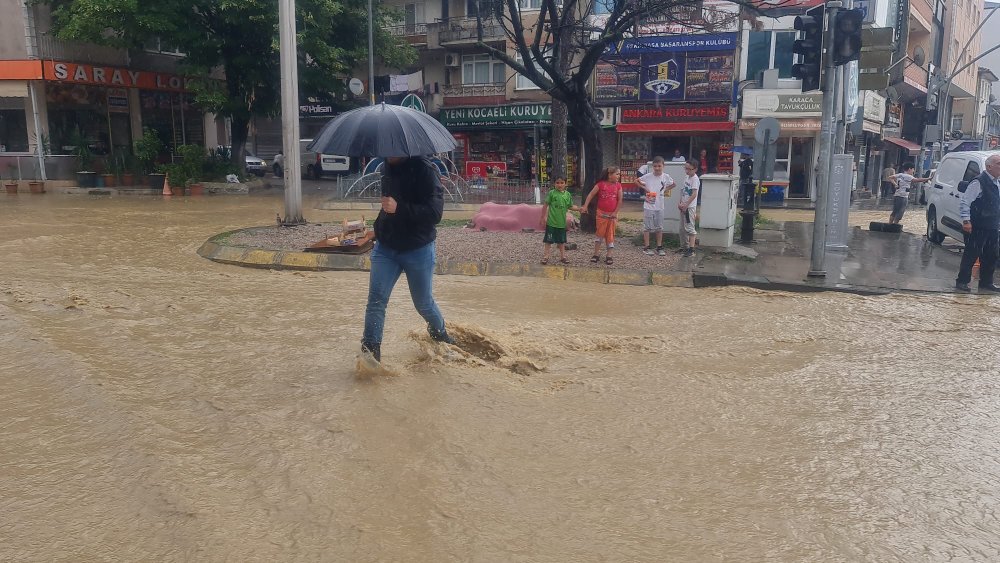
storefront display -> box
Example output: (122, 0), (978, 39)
(140, 91), (204, 152)
(0, 97), (29, 153)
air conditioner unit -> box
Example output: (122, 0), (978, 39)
(597, 107), (617, 128)
(445, 53), (461, 68)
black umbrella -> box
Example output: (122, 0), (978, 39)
(307, 103), (457, 158)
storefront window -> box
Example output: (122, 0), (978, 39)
(46, 84), (113, 156)
(139, 91), (204, 155)
(0, 99), (29, 153)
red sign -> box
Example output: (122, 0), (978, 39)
(618, 103), (733, 132)
(465, 161), (507, 178)
(42, 61), (192, 92)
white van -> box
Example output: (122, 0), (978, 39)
(926, 150), (1000, 244)
(299, 139), (350, 179)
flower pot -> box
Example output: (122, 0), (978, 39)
(188, 183), (205, 196)
(173, 186), (187, 196)
(28, 181), (44, 194)
(101, 174), (117, 187)
(76, 171), (98, 188)
(121, 173), (135, 186)
(147, 173), (166, 190)
(4, 182), (17, 195)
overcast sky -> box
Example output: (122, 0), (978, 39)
(985, 1), (1000, 99)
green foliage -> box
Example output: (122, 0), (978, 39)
(134, 128), (164, 175)
(67, 128), (93, 172)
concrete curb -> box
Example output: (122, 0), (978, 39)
(316, 201), (483, 212)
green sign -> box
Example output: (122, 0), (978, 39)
(439, 104), (552, 127)
(400, 93), (426, 113)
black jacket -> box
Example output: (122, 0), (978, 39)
(374, 157), (444, 251)
(970, 170), (1000, 231)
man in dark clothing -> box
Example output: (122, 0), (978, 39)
(361, 156), (454, 362)
(956, 154), (1000, 293)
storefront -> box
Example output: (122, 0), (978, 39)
(856, 91), (887, 194)
(596, 33), (738, 193)
(439, 103), (579, 188)
(739, 90), (822, 200)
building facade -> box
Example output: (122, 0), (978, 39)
(0, 2), (223, 181)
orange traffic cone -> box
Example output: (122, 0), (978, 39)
(162, 174), (173, 196)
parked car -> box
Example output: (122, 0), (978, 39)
(300, 139), (350, 179)
(245, 152), (267, 177)
(926, 150), (1000, 244)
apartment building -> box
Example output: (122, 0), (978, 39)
(0, 2), (223, 181)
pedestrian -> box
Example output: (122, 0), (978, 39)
(539, 176), (580, 264)
(273, 151), (284, 178)
(360, 156), (454, 364)
(671, 149), (686, 162)
(881, 165), (896, 199)
(636, 156), (676, 256)
(955, 154), (1000, 293)
(582, 166), (624, 265)
(678, 159), (701, 257)
(887, 163), (932, 225)
(698, 148), (710, 175)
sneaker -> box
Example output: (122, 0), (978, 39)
(656, 247), (666, 256)
(643, 246), (654, 255)
(683, 248), (695, 258)
(430, 329), (456, 345)
(955, 282), (972, 293)
(978, 284), (1000, 293)
(361, 341), (381, 362)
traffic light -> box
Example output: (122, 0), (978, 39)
(791, 6), (825, 92)
(832, 9), (864, 66)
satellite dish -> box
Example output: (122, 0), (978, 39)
(913, 46), (926, 68)
(885, 86), (901, 104)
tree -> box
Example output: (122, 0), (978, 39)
(473, 0), (782, 228)
(41, 0), (416, 167)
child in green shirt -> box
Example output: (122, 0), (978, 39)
(539, 177), (579, 264)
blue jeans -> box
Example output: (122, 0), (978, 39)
(363, 241), (446, 346)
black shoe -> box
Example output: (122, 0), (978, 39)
(430, 329), (455, 345)
(978, 284), (1000, 293)
(361, 341), (381, 362)
(955, 283), (972, 293)
(683, 248), (695, 258)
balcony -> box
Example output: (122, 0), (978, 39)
(438, 17), (506, 45)
(442, 83), (505, 106)
(36, 35), (128, 66)
(387, 23), (429, 46)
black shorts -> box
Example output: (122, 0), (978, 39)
(543, 225), (567, 244)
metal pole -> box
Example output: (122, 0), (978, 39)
(368, 0), (376, 106)
(279, 0), (305, 224)
(809, 0), (842, 278)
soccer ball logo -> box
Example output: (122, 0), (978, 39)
(644, 59), (680, 97)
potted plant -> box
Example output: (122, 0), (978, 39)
(4, 165), (18, 194)
(121, 154), (136, 186)
(101, 156), (119, 187)
(69, 128), (97, 188)
(135, 128), (165, 190)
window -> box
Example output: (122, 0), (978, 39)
(746, 31), (797, 81)
(952, 113), (964, 131)
(0, 103), (29, 153)
(515, 50), (551, 90)
(404, 2), (425, 32)
(467, 0), (501, 17)
(462, 54), (505, 85)
(144, 37), (184, 56)
(519, 0), (541, 9)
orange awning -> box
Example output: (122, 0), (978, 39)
(0, 60), (44, 80)
(883, 136), (920, 155)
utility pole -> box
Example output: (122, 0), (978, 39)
(368, 0), (376, 105)
(809, 0), (842, 278)
(279, 0), (305, 224)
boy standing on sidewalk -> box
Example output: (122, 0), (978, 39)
(636, 156), (676, 256)
(678, 159), (701, 257)
(888, 163), (932, 225)
(539, 177), (579, 264)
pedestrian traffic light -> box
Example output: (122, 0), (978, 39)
(791, 5), (825, 92)
(832, 8), (864, 66)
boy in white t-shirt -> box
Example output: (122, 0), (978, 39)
(679, 159), (701, 257)
(636, 156), (676, 256)
(888, 163), (932, 225)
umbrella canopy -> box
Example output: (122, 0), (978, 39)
(307, 103), (457, 158)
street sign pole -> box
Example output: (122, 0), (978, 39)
(279, 0), (305, 224)
(809, 0), (842, 278)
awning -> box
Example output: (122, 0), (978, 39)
(617, 122), (734, 133)
(0, 81), (28, 98)
(883, 136), (920, 155)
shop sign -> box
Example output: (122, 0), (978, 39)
(465, 161), (507, 178)
(621, 103), (730, 124)
(742, 90), (822, 118)
(739, 118), (822, 131)
(597, 44), (735, 105)
(440, 104), (551, 127)
(605, 33), (737, 56)
(107, 88), (129, 113)
(862, 91), (887, 123)
(886, 101), (902, 128)
(300, 103), (334, 116)
(43, 61), (192, 92)
(637, 1), (740, 35)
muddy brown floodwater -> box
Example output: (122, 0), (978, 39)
(3, 194), (1000, 562)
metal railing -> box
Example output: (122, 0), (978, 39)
(0, 154), (77, 181)
(438, 17), (505, 43)
(387, 23), (429, 37)
(442, 83), (505, 97)
(36, 35), (129, 66)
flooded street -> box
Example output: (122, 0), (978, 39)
(3, 194), (1000, 562)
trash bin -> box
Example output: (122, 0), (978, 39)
(762, 185), (785, 203)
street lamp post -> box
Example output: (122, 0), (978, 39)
(279, 0), (305, 224)
(368, 0), (375, 106)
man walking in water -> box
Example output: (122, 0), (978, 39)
(955, 154), (1000, 293)
(361, 156), (455, 363)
